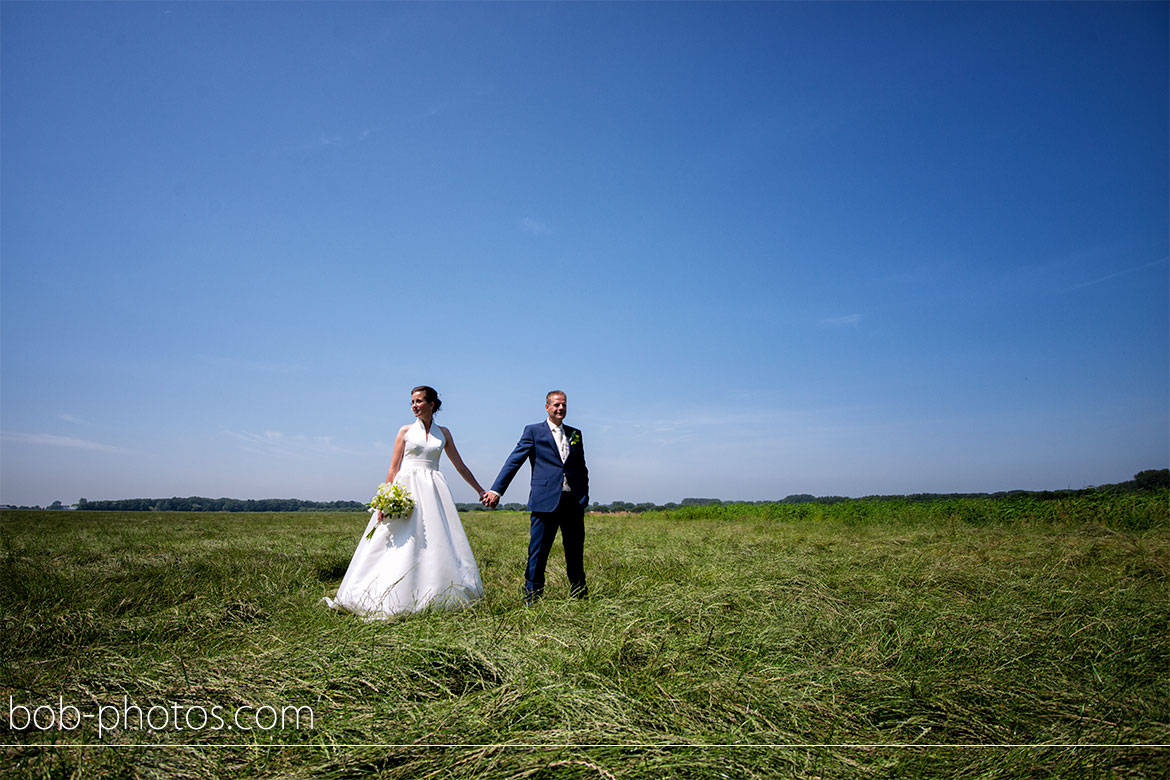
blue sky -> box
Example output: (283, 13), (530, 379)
(2, 1), (1167, 506)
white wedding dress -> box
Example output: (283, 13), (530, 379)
(323, 420), (484, 619)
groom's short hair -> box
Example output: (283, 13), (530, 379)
(546, 390), (566, 403)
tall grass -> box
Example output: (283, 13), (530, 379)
(1, 494), (1167, 778)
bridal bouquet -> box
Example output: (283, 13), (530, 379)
(366, 482), (414, 540)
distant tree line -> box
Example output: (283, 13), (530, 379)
(850, 468), (1170, 504)
(458, 470), (1170, 514)
(67, 497), (366, 512)
(5, 470), (1165, 513)
(457, 502), (531, 513)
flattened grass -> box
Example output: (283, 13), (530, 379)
(1, 495), (1167, 778)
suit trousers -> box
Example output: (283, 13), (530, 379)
(525, 491), (587, 599)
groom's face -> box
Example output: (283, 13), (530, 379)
(545, 394), (567, 425)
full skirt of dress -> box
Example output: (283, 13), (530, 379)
(323, 467), (483, 620)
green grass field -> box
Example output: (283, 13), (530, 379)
(2, 494), (1167, 778)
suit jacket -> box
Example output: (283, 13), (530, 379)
(491, 422), (589, 513)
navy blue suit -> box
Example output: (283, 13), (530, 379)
(491, 421), (589, 599)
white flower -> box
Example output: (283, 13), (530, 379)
(365, 482), (414, 539)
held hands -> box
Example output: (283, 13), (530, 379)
(480, 490), (500, 509)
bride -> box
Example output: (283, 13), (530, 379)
(324, 386), (488, 619)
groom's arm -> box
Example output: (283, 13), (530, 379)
(488, 425), (536, 501)
(570, 426), (588, 496)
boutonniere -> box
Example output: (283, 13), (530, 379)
(569, 431), (581, 447)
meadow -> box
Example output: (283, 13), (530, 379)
(1, 493), (1167, 779)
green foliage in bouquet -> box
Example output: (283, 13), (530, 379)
(365, 482), (414, 539)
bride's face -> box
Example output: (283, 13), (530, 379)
(410, 391), (434, 418)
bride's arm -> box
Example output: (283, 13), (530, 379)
(385, 425), (409, 484)
(375, 426), (411, 522)
(440, 426), (488, 502)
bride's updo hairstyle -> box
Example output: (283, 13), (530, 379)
(412, 385), (442, 412)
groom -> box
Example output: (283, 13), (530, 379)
(485, 390), (589, 602)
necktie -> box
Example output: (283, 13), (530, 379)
(554, 426), (569, 461)
(553, 426), (571, 491)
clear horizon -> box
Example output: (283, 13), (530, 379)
(3, 2), (1167, 507)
